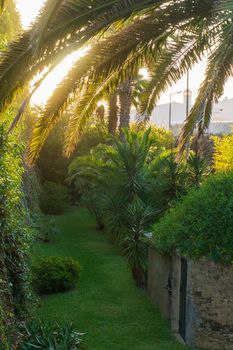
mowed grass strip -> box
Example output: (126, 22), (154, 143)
(32, 207), (193, 350)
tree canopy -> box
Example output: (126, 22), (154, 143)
(0, 0), (233, 160)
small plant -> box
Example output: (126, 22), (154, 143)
(32, 256), (81, 294)
(20, 319), (83, 349)
(186, 151), (210, 187)
(38, 218), (59, 243)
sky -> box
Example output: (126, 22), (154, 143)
(15, 0), (233, 106)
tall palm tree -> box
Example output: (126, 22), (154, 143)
(69, 128), (157, 286)
(119, 79), (132, 142)
(108, 92), (118, 136)
(0, 0), (5, 12)
(0, 0), (232, 159)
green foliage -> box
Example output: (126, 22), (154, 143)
(153, 172), (233, 264)
(186, 151), (210, 187)
(36, 113), (71, 185)
(40, 181), (70, 215)
(0, 123), (33, 348)
(212, 134), (233, 172)
(70, 128), (210, 285)
(70, 128), (160, 285)
(152, 151), (187, 212)
(151, 150), (210, 216)
(130, 124), (174, 158)
(20, 319), (83, 349)
(0, 0), (21, 41)
(32, 256), (81, 294)
(73, 123), (108, 158)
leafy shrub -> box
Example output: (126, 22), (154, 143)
(20, 319), (83, 349)
(32, 257), (81, 294)
(40, 181), (70, 215)
(153, 172), (233, 264)
(212, 134), (233, 172)
(152, 151), (187, 210)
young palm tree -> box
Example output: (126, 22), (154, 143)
(69, 128), (158, 286)
(0, 0), (232, 159)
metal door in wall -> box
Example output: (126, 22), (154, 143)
(179, 258), (188, 341)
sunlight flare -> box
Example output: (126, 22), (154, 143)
(31, 48), (89, 106)
(16, 0), (46, 29)
(15, 0), (88, 106)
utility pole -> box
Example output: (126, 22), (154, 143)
(169, 91), (183, 130)
(186, 70), (190, 118)
(185, 70), (190, 157)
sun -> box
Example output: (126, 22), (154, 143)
(16, 0), (46, 29)
(15, 0), (88, 106)
(31, 48), (88, 106)
(14, 0), (233, 109)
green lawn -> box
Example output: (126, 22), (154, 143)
(32, 207), (193, 350)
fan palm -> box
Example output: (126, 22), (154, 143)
(0, 0), (232, 160)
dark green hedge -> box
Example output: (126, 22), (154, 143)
(40, 181), (70, 215)
(153, 172), (233, 264)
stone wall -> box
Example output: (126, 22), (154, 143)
(189, 259), (233, 350)
(147, 247), (233, 350)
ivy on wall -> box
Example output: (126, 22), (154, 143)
(0, 123), (33, 348)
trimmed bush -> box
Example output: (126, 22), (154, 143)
(32, 256), (81, 294)
(153, 172), (233, 264)
(40, 181), (70, 215)
(20, 319), (83, 349)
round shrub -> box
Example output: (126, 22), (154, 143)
(153, 172), (233, 264)
(32, 256), (81, 294)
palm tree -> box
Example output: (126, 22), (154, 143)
(69, 128), (157, 286)
(118, 79), (132, 141)
(0, 0), (5, 12)
(108, 92), (118, 136)
(0, 0), (232, 159)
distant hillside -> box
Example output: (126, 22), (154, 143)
(132, 92), (233, 134)
(171, 122), (233, 136)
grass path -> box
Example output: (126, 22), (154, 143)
(33, 207), (193, 350)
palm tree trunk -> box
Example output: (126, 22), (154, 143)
(96, 104), (105, 125)
(119, 79), (132, 142)
(108, 92), (118, 136)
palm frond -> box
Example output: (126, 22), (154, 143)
(29, 0), (207, 162)
(30, 0), (64, 52)
(179, 23), (233, 151)
(0, 0), (161, 114)
(140, 31), (209, 116)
